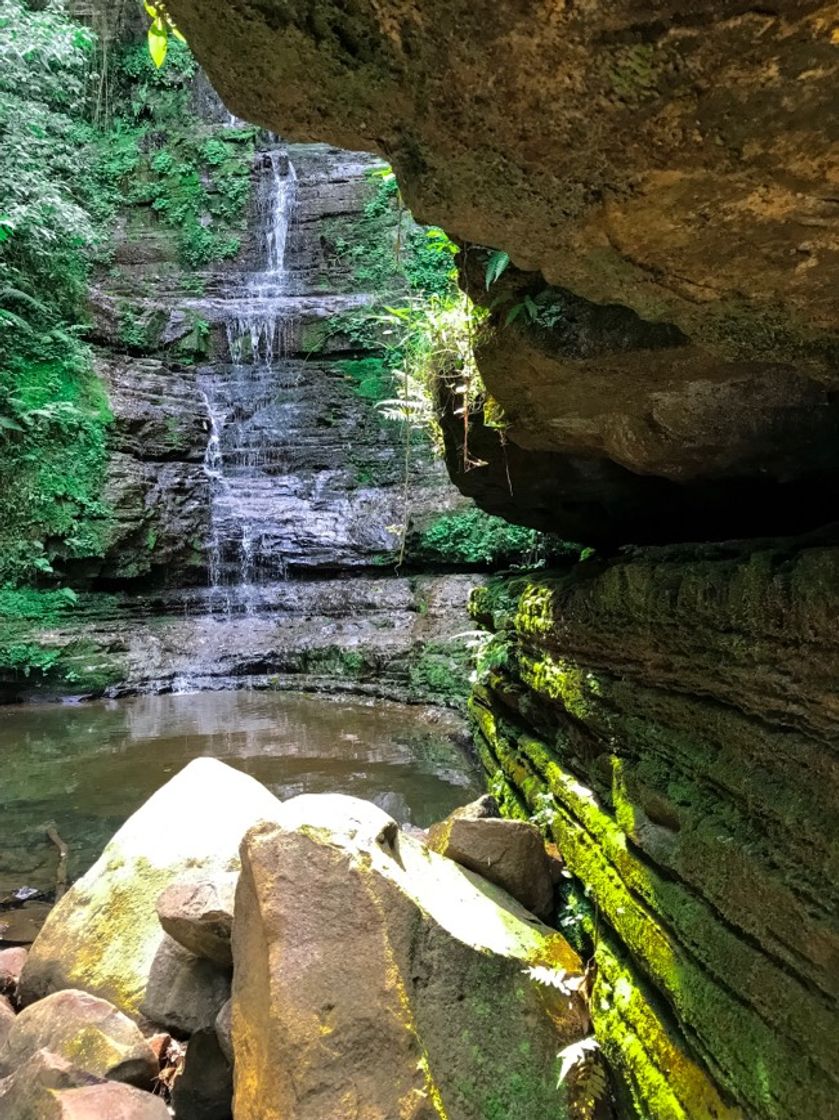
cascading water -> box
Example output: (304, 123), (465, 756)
(198, 147), (298, 614)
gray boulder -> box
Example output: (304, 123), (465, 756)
(141, 936), (230, 1037)
(20, 759), (282, 1020)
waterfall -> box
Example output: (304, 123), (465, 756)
(199, 147), (298, 614)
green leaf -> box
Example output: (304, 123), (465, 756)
(148, 18), (169, 68)
(485, 250), (510, 290)
(0, 416), (24, 433)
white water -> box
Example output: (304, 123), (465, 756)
(199, 147), (298, 615)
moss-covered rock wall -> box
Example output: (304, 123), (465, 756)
(469, 546), (839, 1118)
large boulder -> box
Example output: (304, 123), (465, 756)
(156, 875), (236, 967)
(232, 793), (587, 1120)
(0, 990), (157, 1086)
(20, 759), (282, 1020)
(140, 936), (231, 1037)
(427, 808), (555, 920)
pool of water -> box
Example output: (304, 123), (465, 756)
(0, 690), (483, 896)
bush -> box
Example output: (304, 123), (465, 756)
(410, 507), (571, 568)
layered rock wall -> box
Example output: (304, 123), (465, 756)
(469, 546), (839, 1119)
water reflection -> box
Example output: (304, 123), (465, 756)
(0, 691), (482, 893)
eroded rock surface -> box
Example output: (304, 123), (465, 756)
(232, 793), (587, 1120)
(470, 545), (839, 1120)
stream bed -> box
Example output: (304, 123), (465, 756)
(0, 690), (483, 904)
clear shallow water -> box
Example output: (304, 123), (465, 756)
(0, 690), (483, 895)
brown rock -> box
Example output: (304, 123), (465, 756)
(0, 1049), (101, 1120)
(55, 1083), (171, 1120)
(0, 990), (157, 1086)
(231, 794), (586, 1120)
(144, 1032), (170, 1066)
(156, 875), (236, 967)
(427, 814), (555, 920)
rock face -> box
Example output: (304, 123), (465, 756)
(20, 759), (281, 1020)
(168, 0), (839, 542)
(232, 793), (587, 1120)
(427, 811), (555, 921)
(0, 990), (157, 1086)
(86, 139), (464, 583)
(469, 547), (839, 1120)
(2, 128), (490, 706)
(6, 572), (482, 705)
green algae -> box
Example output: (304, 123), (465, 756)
(468, 681), (838, 1120)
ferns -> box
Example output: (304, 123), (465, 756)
(558, 1037), (611, 1120)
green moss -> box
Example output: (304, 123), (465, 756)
(106, 43), (256, 270)
(338, 357), (395, 405)
(407, 640), (473, 705)
(469, 687), (834, 1120)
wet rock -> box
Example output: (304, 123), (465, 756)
(0, 989), (157, 1086)
(232, 794), (586, 1120)
(20, 759), (283, 1020)
(214, 1000), (232, 1065)
(172, 1028), (233, 1120)
(427, 812), (555, 920)
(156, 875), (236, 967)
(0, 902), (53, 944)
(141, 936), (231, 1037)
(0, 947), (27, 993)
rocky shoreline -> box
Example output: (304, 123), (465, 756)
(0, 759), (608, 1119)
